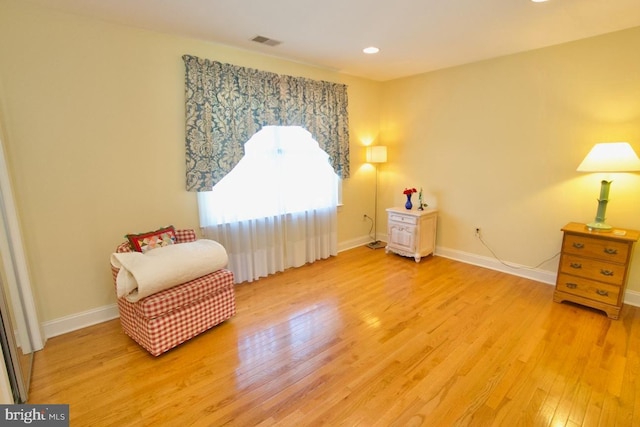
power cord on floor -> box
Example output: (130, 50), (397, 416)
(364, 214), (375, 241)
(476, 233), (560, 270)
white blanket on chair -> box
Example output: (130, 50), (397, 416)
(111, 239), (228, 302)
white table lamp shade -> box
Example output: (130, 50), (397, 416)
(577, 142), (640, 172)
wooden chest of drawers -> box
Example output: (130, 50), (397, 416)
(554, 222), (639, 319)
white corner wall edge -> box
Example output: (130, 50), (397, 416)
(0, 131), (44, 351)
(40, 237), (640, 340)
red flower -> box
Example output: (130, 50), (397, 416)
(403, 187), (417, 195)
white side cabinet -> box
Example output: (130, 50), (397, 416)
(385, 207), (438, 262)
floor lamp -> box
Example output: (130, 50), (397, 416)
(577, 142), (640, 231)
(366, 146), (387, 249)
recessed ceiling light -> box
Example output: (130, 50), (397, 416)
(363, 47), (380, 54)
(530, 0), (549, 2)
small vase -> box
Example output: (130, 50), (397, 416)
(405, 194), (413, 210)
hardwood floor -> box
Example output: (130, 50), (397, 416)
(28, 246), (640, 426)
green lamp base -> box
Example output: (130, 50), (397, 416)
(586, 221), (613, 232)
(587, 180), (613, 232)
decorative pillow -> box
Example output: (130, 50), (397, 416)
(126, 226), (176, 253)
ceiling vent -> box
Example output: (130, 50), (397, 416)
(251, 35), (282, 47)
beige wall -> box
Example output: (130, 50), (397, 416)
(380, 26), (640, 290)
(0, 0), (382, 322)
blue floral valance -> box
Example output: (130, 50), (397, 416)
(183, 55), (350, 191)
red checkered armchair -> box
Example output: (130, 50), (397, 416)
(110, 229), (236, 356)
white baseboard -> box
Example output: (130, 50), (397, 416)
(39, 239), (640, 340)
(435, 245), (557, 285)
(338, 236), (378, 252)
(42, 239), (375, 339)
(42, 304), (119, 339)
(435, 245), (640, 308)
(624, 289), (640, 307)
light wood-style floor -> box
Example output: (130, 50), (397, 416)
(28, 246), (640, 426)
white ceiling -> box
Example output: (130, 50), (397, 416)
(24, 0), (640, 81)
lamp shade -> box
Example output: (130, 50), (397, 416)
(577, 142), (640, 172)
(366, 146), (387, 163)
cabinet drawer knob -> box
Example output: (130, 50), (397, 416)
(600, 269), (614, 277)
(596, 289), (609, 296)
(565, 283), (578, 289)
(570, 262), (582, 269)
(604, 248), (618, 255)
(572, 242), (584, 249)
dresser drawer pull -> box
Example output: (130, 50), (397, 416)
(565, 283), (578, 289)
(603, 248), (618, 255)
(600, 269), (614, 277)
(572, 242), (585, 249)
(596, 289), (609, 296)
(569, 262), (582, 269)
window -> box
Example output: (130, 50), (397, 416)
(197, 126), (338, 283)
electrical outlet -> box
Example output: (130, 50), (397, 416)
(475, 227), (481, 238)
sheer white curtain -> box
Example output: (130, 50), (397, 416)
(197, 126), (338, 283)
